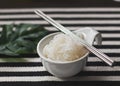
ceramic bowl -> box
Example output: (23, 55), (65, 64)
(37, 32), (89, 78)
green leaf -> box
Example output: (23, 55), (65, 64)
(0, 25), (7, 44)
(0, 48), (18, 56)
(0, 23), (50, 56)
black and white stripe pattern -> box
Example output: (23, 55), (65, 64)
(0, 8), (120, 85)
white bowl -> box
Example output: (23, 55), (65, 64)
(37, 32), (89, 78)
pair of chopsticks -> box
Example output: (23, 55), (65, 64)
(34, 10), (114, 66)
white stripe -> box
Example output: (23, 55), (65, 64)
(0, 76), (119, 81)
(84, 66), (120, 71)
(88, 57), (119, 62)
(0, 65), (119, 72)
(102, 33), (120, 38)
(1, 14), (120, 19)
(102, 41), (120, 45)
(1, 8), (120, 12)
(0, 20), (120, 25)
(0, 66), (119, 72)
(100, 49), (120, 53)
(0, 67), (46, 72)
(45, 26), (120, 31)
(23, 58), (41, 62)
(91, 27), (120, 31)
(0, 76), (63, 82)
(54, 20), (120, 24)
(101, 48), (120, 53)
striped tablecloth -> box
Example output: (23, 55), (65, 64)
(0, 8), (120, 85)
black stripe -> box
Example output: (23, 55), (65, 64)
(0, 71), (119, 76)
(86, 61), (120, 66)
(103, 38), (120, 41)
(94, 45), (120, 49)
(0, 62), (42, 67)
(0, 71), (52, 76)
(0, 81), (119, 86)
(87, 62), (108, 66)
(89, 53), (120, 57)
(99, 30), (120, 33)
(0, 61), (119, 67)
(2, 11), (120, 15)
(77, 71), (120, 76)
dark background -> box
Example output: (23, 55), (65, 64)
(0, 0), (120, 8)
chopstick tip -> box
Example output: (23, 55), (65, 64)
(110, 61), (116, 67)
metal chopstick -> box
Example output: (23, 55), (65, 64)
(34, 10), (114, 66)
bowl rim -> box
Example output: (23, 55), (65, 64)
(37, 32), (89, 64)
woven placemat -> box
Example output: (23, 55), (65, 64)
(0, 8), (120, 85)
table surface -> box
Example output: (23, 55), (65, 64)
(0, 7), (120, 86)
